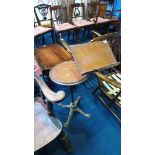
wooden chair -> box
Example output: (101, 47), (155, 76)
(87, 2), (110, 25)
(102, 1), (121, 32)
(70, 3), (94, 41)
(34, 73), (73, 153)
(34, 4), (53, 28)
(34, 100), (62, 152)
(34, 73), (65, 115)
(91, 30), (121, 70)
(87, 2), (111, 33)
(34, 5), (54, 45)
(50, 5), (77, 42)
(90, 31), (121, 122)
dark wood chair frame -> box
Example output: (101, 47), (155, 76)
(87, 2), (110, 33)
(50, 5), (78, 42)
(87, 2), (100, 20)
(88, 1), (121, 33)
(102, 1), (121, 33)
(91, 30), (121, 122)
(69, 3), (95, 41)
(34, 73), (73, 153)
(34, 4), (53, 27)
(34, 4), (55, 45)
(91, 31), (121, 68)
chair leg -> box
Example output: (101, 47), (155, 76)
(76, 29), (80, 43)
(72, 30), (75, 41)
(82, 28), (86, 37)
(58, 130), (73, 152)
(68, 31), (70, 41)
(34, 37), (39, 47)
(55, 32), (59, 43)
(51, 31), (55, 43)
(42, 36), (45, 45)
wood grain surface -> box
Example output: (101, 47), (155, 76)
(49, 61), (87, 85)
(34, 44), (72, 70)
(70, 41), (117, 74)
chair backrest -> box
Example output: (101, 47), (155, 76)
(50, 5), (68, 25)
(87, 2), (100, 19)
(34, 4), (52, 26)
(98, 2), (108, 18)
(102, 0), (114, 18)
(91, 32), (121, 63)
(70, 3), (85, 21)
(34, 73), (65, 103)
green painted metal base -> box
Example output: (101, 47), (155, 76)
(58, 96), (91, 128)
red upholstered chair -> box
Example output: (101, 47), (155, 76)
(34, 4), (53, 28)
(88, 2), (120, 33)
(70, 3), (94, 41)
(50, 5), (77, 42)
(87, 2), (111, 33)
(34, 25), (54, 47)
(34, 4), (54, 46)
(88, 2), (110, 24)
(101, 1), (120, 32)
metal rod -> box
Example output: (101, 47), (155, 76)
(96, 94), (121, 123)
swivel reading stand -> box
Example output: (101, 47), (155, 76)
(49, 61), (91, 128)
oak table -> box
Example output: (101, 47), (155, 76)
(49, 61), (91, 128)
(70, 41), (118, 75)
(34, 44), (72, 71)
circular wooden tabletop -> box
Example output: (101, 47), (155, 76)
(49, 61), (87, 86)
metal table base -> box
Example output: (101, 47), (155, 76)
(58, 86), (91, 128)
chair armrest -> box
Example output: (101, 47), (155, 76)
(92, 30), (102, 37)
(95, 72), (121, 89)
(59, 39), (72, 55)
(34, 73), (65, 103)
(90, 35), (105, 42)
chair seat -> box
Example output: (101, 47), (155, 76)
(34, 26), (52, 37)
(54, 23), (77, 32)
(102, 72), (121, 106)
(90, 17), (110, 24)
(73, 19), (94, 27)
(40, 20), (52, 28)
(34, 102), (62, 151)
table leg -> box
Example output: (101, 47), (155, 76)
(59, 86), (91, 127)
(74, 107), (91, 118)
(58, 130), (73, 152)
(64, 109), (74, 128)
